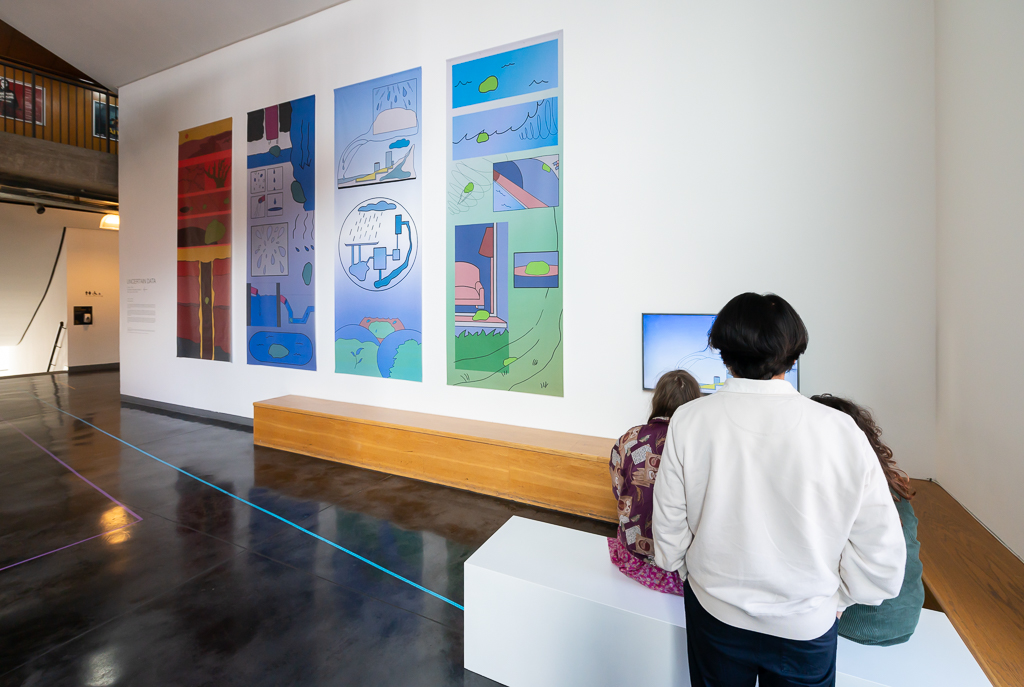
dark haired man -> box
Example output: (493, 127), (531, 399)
(652, 292), (906, 687)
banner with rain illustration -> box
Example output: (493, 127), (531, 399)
(245, 96), (316, 370)
(446, 33), (563, 396)
(334, 68), (423, 381)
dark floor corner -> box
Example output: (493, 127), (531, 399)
(0, 371), (614, 686)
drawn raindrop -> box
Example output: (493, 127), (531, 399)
(458, 181), (475, 205)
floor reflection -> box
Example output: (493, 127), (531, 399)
(0, 371), (612, 686)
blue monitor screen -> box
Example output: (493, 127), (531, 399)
(642, 313), (799, 392)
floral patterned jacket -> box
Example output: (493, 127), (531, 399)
(609, 417), (670, 563)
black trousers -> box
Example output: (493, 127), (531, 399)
(684, 580), (838, 687)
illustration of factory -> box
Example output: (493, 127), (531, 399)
(337, 144), (416, 189)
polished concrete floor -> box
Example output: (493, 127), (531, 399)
(0, 371), (615, 686)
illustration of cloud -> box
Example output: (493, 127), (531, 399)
(358, 200), (397, 213)
(389, 138), (410, 149)
(372, 108), (417, 135)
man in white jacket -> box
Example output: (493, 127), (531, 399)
(653, 293), (906, 687)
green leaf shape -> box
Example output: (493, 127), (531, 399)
(290, 180), (306, 204)
(204, 220), (225, 244)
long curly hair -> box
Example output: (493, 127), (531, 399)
(810, 394), (914, 502)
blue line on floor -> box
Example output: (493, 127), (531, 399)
(31, 396), (465, 611)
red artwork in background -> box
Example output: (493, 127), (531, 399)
(0, 77), (45, 125)
(177, 118), (232, 361)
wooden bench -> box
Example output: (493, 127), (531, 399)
(253, 396), (618, 521)
(909, 479), (1024, 687)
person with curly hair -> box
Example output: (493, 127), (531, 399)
(811, 393), (924, 646)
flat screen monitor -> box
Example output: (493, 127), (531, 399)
(642, 313), (799, 392)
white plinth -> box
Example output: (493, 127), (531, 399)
(464, 516), (990, 687)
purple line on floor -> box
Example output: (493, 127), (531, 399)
(0, 416), (144, 521)
(0, 522), (138, 573)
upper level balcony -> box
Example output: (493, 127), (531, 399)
(0, 58), (118, 204)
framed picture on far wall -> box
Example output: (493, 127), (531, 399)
(92, 100), (118, 141)
(0, 76), (45, 125)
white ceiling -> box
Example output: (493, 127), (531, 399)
(0, 0), (350, 89)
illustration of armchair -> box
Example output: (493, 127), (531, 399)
(454, 261), (486, 307)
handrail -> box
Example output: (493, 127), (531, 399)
(1, 57), (118, 155)
(0, 55), (109, 91)
(48, 321), (66, 372)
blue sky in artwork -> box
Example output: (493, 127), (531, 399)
(452, 39), (558, 109)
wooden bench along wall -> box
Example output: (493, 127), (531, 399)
(253, 396), (618, 522)
(909, 479), (1024, 687)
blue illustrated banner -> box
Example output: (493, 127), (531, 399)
(334, 68), (423, 381)
(446, 31), (564, 397)
(245, 94), (317, 370)
(451, 39), (558, 109)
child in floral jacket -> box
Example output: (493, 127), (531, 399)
(609, 369), (701, 595)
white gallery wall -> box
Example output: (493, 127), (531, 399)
(0, 205), (106, 377)
(0, 246), (67, 377)
(119, 0), (938, 477)
(936, 1), (1024, 557)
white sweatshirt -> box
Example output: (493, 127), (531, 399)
(652, 378), (906, 641)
